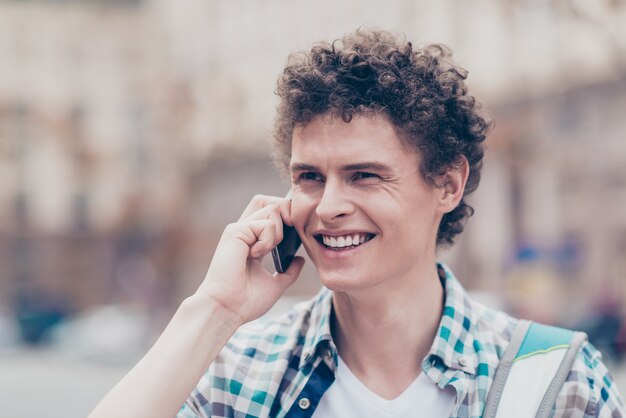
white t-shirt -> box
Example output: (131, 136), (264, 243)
(312, 356), (455, 417)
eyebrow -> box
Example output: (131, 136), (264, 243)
(289, 163), (319, 173)
(289, 161), (395, 174)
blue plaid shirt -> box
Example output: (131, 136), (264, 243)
(178, 264), (624, 417)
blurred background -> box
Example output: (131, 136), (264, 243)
(1, 0), (626, 416)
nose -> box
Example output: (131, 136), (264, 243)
(315, 178), (354, 222)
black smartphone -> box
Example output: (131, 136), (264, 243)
(271, 191), (302, 273)
(271, 223), (302, 273)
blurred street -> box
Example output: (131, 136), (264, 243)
(0, 348), (131, 418)
(1, 347), (625, 418)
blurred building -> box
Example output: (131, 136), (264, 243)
(458, 76), (626, 324)
(0, 0), (625, 340)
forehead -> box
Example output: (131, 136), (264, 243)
(291, 114), (417, 165)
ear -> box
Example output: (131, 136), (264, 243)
(438, 156), (469, 213)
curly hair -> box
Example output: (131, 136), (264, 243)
(273, 29), (492, 247)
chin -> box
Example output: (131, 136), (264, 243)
(317, 268), (378, 293)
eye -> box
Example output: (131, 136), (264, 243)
(299, 172), (324, 182)
(352, 171), (380, 181)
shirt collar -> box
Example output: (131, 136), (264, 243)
(298, 263), (479, 376)
(299, 286), (334, 370)
(424, 263), (479, 376)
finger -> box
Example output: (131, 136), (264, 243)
(280, 199), (294, 226)
(222, 219), (275, 255)
(268, 207), (283, 246)
(239, 194), (294, 226)
(247, 220), (278, 259)
(239, 195), (289, 221)
(239, 204), (283, 245)
(244, 203), (283, 245)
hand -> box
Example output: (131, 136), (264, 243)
(196, 194), (305, 325)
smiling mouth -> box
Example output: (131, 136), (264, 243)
(314, 233), (376, 250)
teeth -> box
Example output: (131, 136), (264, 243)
(321, 233), (371, 248)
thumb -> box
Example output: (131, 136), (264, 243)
(273, 256), (305, 289)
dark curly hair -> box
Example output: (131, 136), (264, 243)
(273, 29), (492, 247)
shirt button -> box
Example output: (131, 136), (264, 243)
(459, 356), (468, 367)
(298, 398), (311, 410)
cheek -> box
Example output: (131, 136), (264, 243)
(398, 195), (442, 245)
(389, 192), (439, 232)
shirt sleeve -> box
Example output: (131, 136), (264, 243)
(177, 402), (201, 418)
(552, 341), (624, 417)
(176, 389), (216, 418)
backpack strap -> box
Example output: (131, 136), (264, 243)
(535, 330), (588, 418)
(483, 320), (531, 418)
(483, 320), (588, 418)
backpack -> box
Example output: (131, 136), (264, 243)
(483, 320), (588, 418)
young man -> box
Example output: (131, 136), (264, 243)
(91, 29), (624, 417)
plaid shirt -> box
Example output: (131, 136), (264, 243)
(178, 264), (624, 417)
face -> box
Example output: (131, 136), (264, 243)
(289, 114), (448, 292)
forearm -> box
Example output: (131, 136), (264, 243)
(89, 295), (242, 418)
(90, 196), (303, 417)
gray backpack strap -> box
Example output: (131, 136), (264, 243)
(535, 331), (588, 418)
(483, 320), (588, 418)
(483, 320), (531, 418)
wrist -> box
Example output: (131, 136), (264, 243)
(180, 294), (244, 335)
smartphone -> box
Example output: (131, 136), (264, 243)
(271, 223), (302, 273)
(271, 191), (302, 273)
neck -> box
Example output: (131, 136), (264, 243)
(331, 262), (444, 399)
